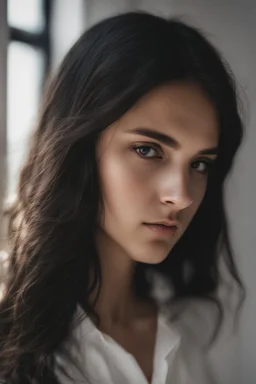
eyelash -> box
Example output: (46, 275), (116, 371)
(131, 143), (215, 175)
(131, 143), (163, 159)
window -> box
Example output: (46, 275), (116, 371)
(0, 0), (52, 300)
(6, 0), (52, 201)
(8, 0), (44, 33)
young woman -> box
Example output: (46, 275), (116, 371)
(0, 11), (245, 384)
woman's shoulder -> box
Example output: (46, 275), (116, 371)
(165, 299), (241, 384)
(161, 297), (237, 346)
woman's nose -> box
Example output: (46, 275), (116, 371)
(159, 172), (194, 210)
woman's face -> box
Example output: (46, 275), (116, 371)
(96, 83), (219, 264)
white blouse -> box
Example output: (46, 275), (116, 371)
(55, 301), (240, 384)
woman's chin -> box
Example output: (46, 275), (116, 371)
(132, 249), (171, 265)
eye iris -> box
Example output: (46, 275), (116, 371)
(193, 161), (207, 172)
(139, 146), (151, 156)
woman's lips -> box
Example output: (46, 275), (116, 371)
(143, 223), (178, 236)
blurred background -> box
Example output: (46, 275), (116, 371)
(0, 1), (255, 382)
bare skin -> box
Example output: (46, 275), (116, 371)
(92, 82), (219, 382)
(98, 301), (158, 383)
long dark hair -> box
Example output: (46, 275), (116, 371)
(0, 11), (244, 383)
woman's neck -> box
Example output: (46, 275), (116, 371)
(89, 229), (156, 327)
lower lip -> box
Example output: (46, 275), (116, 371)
(144, 223), (178, 236)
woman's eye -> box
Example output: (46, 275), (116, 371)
(133, 145), (162, 159)
(192, 161), (212, 174)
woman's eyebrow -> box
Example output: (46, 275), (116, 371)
(126, 127), (218, 155)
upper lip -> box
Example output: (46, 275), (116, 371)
(145, 220), (178, 228)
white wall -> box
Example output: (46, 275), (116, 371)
(84, 1), (255, 382)
(51, 0), (86, 70)
(85, 0), (133, 27)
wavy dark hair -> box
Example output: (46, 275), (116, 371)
(0, 11), (244, 383)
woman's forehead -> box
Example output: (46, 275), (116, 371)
(101, 83), (219, 148)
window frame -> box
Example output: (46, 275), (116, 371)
(9, 0), (52, 80)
